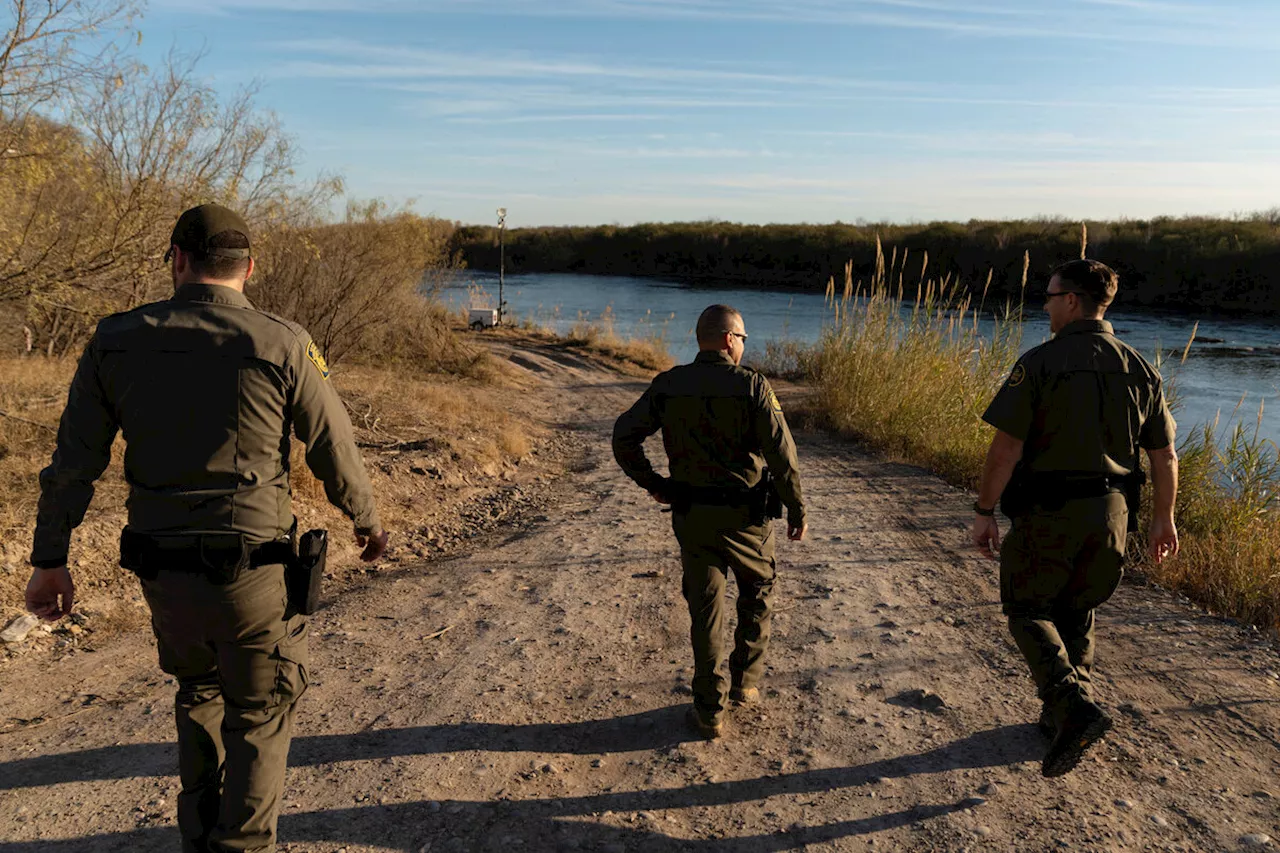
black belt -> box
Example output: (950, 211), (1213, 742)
(120, 528), (294, 583)
(673, 483), (755, 508)
(139, 535), (293, 570)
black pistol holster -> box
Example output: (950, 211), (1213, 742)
(287, 528), (328, 615)
(759, 468), (785, 524)
(1121, 467), (1146, 533)
(999, 462), (1032, 521)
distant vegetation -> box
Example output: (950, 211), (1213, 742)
(451, 215), (1280, 316)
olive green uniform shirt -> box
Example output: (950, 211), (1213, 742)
(982, 318), (1176, 474)
(612, 350), (805, 526)
(31, 283), (380, 566)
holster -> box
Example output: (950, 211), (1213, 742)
(999, 463), (1032, 521)
(286, 528), (327, 615)
(1122, 468), (1146, 533)
(761, 468), (785, 523)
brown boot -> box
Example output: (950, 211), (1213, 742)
(1042, 700), (1112, 777)
(686, 706), (725, 739)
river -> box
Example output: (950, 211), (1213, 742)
(449, 271), (1280, 447)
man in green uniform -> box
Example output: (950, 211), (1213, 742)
(24, 204), (389, 853)
(613, 304), (807, 739)
(971, 259), (1179, 778)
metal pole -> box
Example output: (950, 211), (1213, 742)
(497, 208), (507, 325)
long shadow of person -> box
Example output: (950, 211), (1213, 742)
(0, 722), (1043, 852)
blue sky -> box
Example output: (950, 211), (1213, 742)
(138, 0), (1280, 227)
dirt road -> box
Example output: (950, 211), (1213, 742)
(1, 338), (1278, 852)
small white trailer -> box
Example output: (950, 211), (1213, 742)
(468, 308), (498, 331)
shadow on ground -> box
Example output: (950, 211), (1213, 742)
(0, 719), (1042, 852)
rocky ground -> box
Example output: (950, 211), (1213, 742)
(0, 335), (1277, 852)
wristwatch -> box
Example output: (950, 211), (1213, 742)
(973, 501), (995, 517)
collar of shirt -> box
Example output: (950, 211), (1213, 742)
(1056, 318), (1113, 337)
(173, 282), (253, 308)
(693, 349), (736, 365)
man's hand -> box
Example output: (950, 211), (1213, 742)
(26, 567), (75, 622)
(356, 527), (390, 562)
(971, 515), (1001, 559)
(1148, 515), (1179, 563)
(787, 522), (808, 542)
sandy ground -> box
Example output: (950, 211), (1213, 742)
(0, 336), (1278, 853)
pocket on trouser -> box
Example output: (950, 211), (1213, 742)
(271, 616), (310, 708)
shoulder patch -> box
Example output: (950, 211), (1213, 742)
(1005, 363), (1026, 389)
(307, 340), (331, 380)
(767, 388), (783, 414)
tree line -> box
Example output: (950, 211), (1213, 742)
(1, 0), (464, 369)
(450, 215), (1280, 316)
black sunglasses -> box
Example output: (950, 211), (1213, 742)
(1044, 290), (1082, 300)
(723, 330), (748, 340)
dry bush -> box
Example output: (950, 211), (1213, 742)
(252, 203), (459, 366)
(351, 292), (500, 383)
(2, 49), (319, 356)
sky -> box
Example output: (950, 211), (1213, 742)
(133, 0), (1280, 227)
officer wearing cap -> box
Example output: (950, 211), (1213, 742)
(971, 259), (1179, 778)
(613, 304), (807, 739)
(25, 203), (389, 852)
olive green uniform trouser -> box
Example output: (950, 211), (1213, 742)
(999, 493), (1127, 723)
(672, 504), (777, 723)
(142, 563), (309, 853)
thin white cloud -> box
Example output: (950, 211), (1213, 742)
(155, 0), (1280, 48)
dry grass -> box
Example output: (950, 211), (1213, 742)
(1140, 414), (1280, 631)
(561, 306), (675, 372)
(812, 244), (1023, 488)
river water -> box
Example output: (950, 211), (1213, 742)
(450, 271), (1280, 447)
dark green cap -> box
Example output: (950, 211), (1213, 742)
(165, 203), (251, 262)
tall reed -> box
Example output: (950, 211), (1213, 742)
(1147, 405), (1280, 629)
(813, 238), (1023, 487)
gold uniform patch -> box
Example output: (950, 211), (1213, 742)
(307, 340), (331, 380)
(1006, 363), (1026, 388)
(767, 389), (783, 414)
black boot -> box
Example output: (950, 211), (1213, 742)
(1042, 699), (1112, 777)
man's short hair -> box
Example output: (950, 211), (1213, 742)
(695, 304), (742, 346)
(1052, 259), (1118, 312)
(187, 231), (252, 280)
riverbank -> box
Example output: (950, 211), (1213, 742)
(451, 216), (1280, 317)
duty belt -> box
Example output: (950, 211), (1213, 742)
(119, 528), (294, 584)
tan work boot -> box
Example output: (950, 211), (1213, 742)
(686, 707), (725, 739)
(729, 686), (760, 706)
